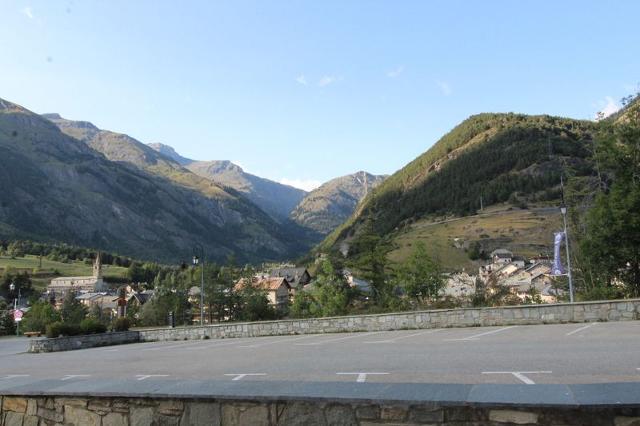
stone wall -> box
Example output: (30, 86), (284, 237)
(2, 395), (639, 425)
(26, 299), (640, 352)
(138, 299), (640, 342)
(27, 331), (139, 353)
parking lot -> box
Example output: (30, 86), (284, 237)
(1, 321), (639, 386)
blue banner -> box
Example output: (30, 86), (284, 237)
(551, 232), (565, 275)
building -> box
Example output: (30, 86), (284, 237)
(269, 267), (311, 292)
(47, 254), (107, 298)
(235, 276), (291, 310)
(490, 249), (514, 264)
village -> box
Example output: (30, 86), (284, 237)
(30, 247), (561, 327)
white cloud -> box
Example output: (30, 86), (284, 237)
(436, 80), (452, 96)
(387, 66), (404, 78)
(318, 75), (339, 87)
(22, 7), (34, 19)
(279, 178), (322, 192)
(595, 96), (621, 120)
(295, 74), (308, 86)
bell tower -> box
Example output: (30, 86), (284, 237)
(93, 252), (103, 279)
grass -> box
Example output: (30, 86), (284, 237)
(387, 204), (562, 271)
(0, 255), (129, 290)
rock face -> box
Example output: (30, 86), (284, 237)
(147, 142), (193, 166)
(290, 171), (386, 234)
(0, 98), (308, 263)
(186, 160), (307, 222)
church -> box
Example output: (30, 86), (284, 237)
(47, 254), (108, 297)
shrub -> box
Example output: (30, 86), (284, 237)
(80, 318), (107, 334)
(45, 322), (82, 338)
(113, 317), (130, 332)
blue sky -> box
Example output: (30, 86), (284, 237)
(1, 1), (638, 191)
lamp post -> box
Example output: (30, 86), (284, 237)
(560, 205), (574, 303)
(193, 244), (205, 326)
(9, 282), (21, 335)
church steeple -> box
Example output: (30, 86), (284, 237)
(93, 252), (102, 278)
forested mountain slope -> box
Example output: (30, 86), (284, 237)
(320, 113), (598, 264)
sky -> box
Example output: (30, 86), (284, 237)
(1, 1), (638, 191)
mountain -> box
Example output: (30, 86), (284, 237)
(320, 113), (598, 269)
(44, 114), (232, 200)
(185, 160), (307, 221)
(290, 171), (386, 234)
(147, 142), (193, 166)
(0, 98), (308, 263)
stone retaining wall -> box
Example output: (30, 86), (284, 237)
(27, 331), (139, 353)
(2, 395), (639, 425)
(26, 299), (640, 352)
(138, 299), (640, 342)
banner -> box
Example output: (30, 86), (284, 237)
(551, 232), (565, 275)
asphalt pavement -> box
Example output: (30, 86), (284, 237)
(1, 321), (639, 387)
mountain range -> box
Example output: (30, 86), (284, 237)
(0, 99), (308, 263)
(144, 143), (386, 231)
(0, 98), (384, 263)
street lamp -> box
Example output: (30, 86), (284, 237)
(193, 244), (205, 326)
(8, 283), (20, 310)
(560, 205), (574, 303)
(9, 282), (21, 335)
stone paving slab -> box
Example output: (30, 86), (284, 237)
(2, 379), (640, 408)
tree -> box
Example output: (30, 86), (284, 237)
(22, 301), (61, 334)
(289, 260), (355, 318)
(393, 242), (444, 304)
(349, 219), (392, 305)
(60, 291), (87, 325)
(0, 300), (15, 336)
(235, 284), (276, 321)
(290, 291), (317, 318)
(580, 101), (640, 297)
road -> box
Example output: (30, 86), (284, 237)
(1, 321), (639, 386)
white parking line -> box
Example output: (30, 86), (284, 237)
(446, 326), (517, 341)
(61, 375), (91, 381)
(482, 371), (551, 385)
(566, 323), (596, 336)
(364, 329), (441, 344)
(336, 372), (389, 383)
(239, 335), (318, 348)
(224, 373), (266, 381)
(135, 375), (169, 381)
(0, 375), (29, 379)
(295, 332), (384, 346)
(185, 339), (246, 351)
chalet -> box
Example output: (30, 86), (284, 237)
(490, 249), (514, 264)
(235, 276), (291, 310)
(126, 289), (155, 309)
(269, 267), (311, 292)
